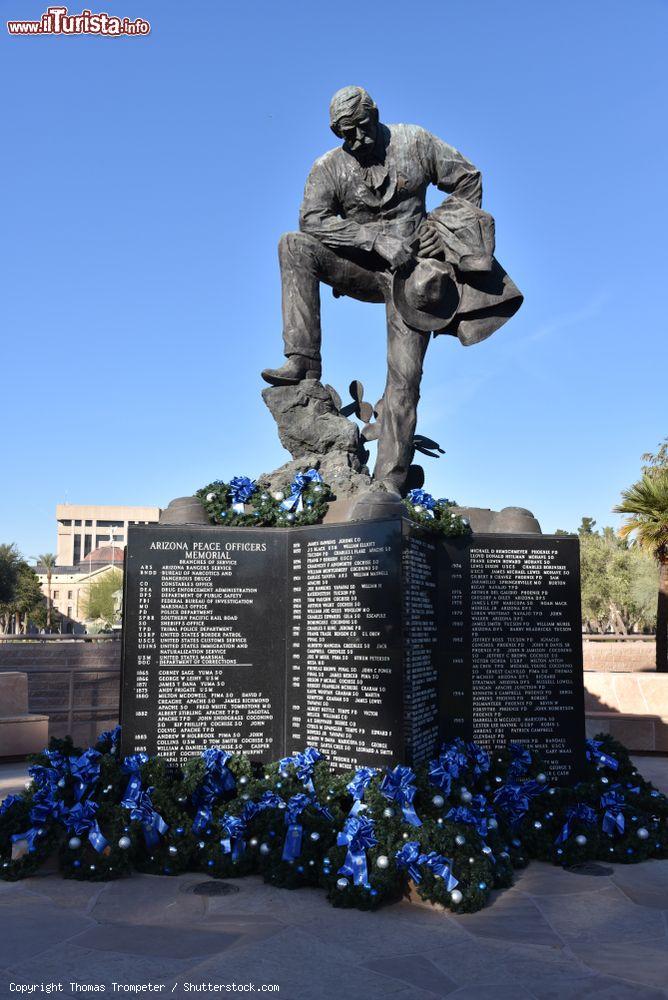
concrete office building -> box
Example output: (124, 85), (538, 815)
(56, 503), (160, 566)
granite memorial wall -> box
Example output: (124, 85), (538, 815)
(120, 522), (585, 780)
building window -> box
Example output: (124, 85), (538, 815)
(53, 590), (59, 599)
(58, 519), (72, 527)
(73, 535), (81, 563)
(67, 590), (73, 600)
(85, 520), (93, 526)
(74, 519), (82, 526)
(96, 520), (121, 528)
(113, 534), (124, 543)
(84, 534), (92, 557)
(96, 535), (110, 548)
(67, 606), (72, 618)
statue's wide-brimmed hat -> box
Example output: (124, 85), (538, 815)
(392, 258), (460, 333)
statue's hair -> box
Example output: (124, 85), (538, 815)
(329, 86), (377, 133)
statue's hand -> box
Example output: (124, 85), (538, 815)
(374, 234), (414, 271)
(416, 218), (443, 259)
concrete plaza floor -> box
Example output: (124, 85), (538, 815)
(1, 760), (667, 1000)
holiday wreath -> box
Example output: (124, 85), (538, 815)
(2, 731), (666, 912)
(195, 471), (470, 537)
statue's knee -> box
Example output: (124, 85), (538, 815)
(278, 231), (318, 268)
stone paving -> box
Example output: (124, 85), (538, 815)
(0, 759), (666, 1000)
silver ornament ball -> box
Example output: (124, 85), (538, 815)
(637, 827), (650, 840)
(336, 878), (349, 889)
(383, 807), (395, 819)
(118, 836), (132, 850)
(432, 794), (445, 808)
(575, 834), (587, 846)
(450, 889), (463, 904)
(68, 837), (82, 850)
(376, 855), (390, 870)
(259, 843), (270, 856)
(455, 834), (466, 846)
(310, 831), (320, 842)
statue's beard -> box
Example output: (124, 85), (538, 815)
(348, 135), (380, 165)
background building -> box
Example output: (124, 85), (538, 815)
(56, 503), (160, 566)
(35, 504), (161, 630)
(38, 545), (125, 629)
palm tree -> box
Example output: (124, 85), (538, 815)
(614, 470), (668, 672)
(36, 552), (57, 631)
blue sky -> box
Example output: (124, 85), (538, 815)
(2, 0), (667, 557)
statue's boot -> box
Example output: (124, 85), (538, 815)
(261, 355), (321, 387)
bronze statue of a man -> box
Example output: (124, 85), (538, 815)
(262, 86), (523, 497)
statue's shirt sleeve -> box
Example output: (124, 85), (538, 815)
(418, 128), (483, 208)
(299, 154), (378, 251)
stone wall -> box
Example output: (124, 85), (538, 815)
(0, 639), (120, 749)
(583, 638), (656, 672)
(584, 669), (668, 752)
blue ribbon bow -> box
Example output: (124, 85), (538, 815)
(419, 852), (459, 891)
(555, 803), (598, 844)
(68, 750), (102, 800)
(493, 780), (544, 828)
(395, 841), (422, 882)
(586, 739), (619, 771)
(122, 753), (149, 774)
(445, 797), (491, 838)
(337, 815), (378, 886)
(467, 742), (491, 776)
(97, 725), (122, 750)
(600, 789), (626, 836)
(346, 767), (378, 815)
(279, 747), (322, 793)
(432, 739), (470, 786)
(406, 489), (436, 517)
(121, 781), (168, 848)
(381, 766), (422, 826)
(192, 806), (213, 835)
(239, 790), (282, 826)
(0, 794), (21, 817)
(11, 827), (45, 856)
(64, 800), (109, 854)
(229, 476), (257, 513)
(281, 793), (312, 862)
(281, 469), (323, 512)
(193, 748), (236, 816)
(219, 814), (246, 860)
(395, 843), (459, 891)
(508, 744), (532, 778)
(428, 756), (454, 797)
